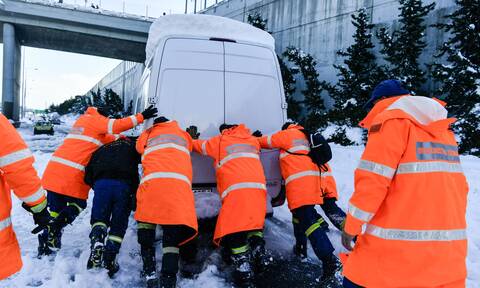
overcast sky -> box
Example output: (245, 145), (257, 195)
(0, 0), (220, 109)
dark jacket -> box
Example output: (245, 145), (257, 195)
(84, 138), (140, 192)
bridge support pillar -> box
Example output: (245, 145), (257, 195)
(2, 23), (22, 122)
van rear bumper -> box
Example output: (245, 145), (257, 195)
(191, 149), (282, 199)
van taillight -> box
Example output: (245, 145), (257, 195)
(209, 37), (237, 43)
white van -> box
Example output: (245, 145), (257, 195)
(134, 14), (286, 208)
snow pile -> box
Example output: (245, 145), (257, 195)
(145, 14), (275, 64)
(1, 124), (479, 287)
(342, 98), (358, 108)
(461, 155), (480, 286)
(194, 192), (221, 220)
(321, 124), (364, 145)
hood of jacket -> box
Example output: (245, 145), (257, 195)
(287, 124), (304, 130)
(359, 96), (455, 135)
(221, 124), (252, 138)
(85, 107), (101, 116)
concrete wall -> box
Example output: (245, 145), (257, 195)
(203, 0), (456, 95)
(88, 61), (144, 112)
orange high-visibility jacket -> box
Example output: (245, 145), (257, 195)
(343, 96), (469, 287)
(321, 163), (338, 200)
(193, 124), (267, 245)
(259, 125), (323, 210)
(135, 121), (198, 245)
(0, 114), (46, 280)
(42, 107), (144, 200)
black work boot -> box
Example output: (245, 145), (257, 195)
(141, 247), (159, 288)
(160, 250), (179, 288)
(44, 205), (81, 254)
(231, 251), (254, 287)
(319, 255), (342, 287)
(248, 236), (272, 273)
(103, 250), (120, 277)
(221, 246), (232, 265)
(87, 224), (107, 270)
(179, 257), (199, 279)
(37, 228), (54, 257)
(46, 225), (63, 252)
(179, 240), (200, 279)
(159, 273), (177, 288)
(293, 243), (307, 259)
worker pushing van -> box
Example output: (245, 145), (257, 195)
(189, 123), (271, 286)
(38, 105), (157, 256)
(258, 123), (343, 286)
(135, 117), (198, 288)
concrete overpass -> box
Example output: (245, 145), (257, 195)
(0, 0), (153, 121)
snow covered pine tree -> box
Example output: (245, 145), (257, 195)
(323, 8), (383, 145)
(377, 0), (435, 93)
(283, 47), (326, 131)
(103, 89), (124, 118)
(247, 12), (268, 32)
(431, 0), (480, 156)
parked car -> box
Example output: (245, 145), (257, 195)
(133, 14), (286, 213)
(51, 118), (62, 125)
(34, 120), (54, 135)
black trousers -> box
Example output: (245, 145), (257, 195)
(137, 223), (197, 276)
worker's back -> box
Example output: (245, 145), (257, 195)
(84, 138), (140, 189)
(344, 96), (469, 287)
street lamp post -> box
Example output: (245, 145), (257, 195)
(21, 46), (26, 119)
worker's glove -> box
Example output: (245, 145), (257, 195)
(341, 231), (356, 251)
(33, 205), (78, 234)
(22, 200), (51, 234)
(252, 130), (262, 137)
(141, 105), (158, 120)
(186, 125), (200, 140)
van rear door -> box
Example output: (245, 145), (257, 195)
(155, 38), (225, 137)
(223, 42), (284, 201)
(223, 42), (284, 133)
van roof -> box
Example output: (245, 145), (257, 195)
(145, 14), (275, 64)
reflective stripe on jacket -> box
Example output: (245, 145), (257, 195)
(259, 125), (323, 210)
(135, 121), (198, 245)
(192, 124), (267, 245)
(42, 107), (143, 200)
(0, 114), (46, 279)
(343, 96), (469, 287)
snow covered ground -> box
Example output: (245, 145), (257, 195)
(1, 118), (479, 287)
